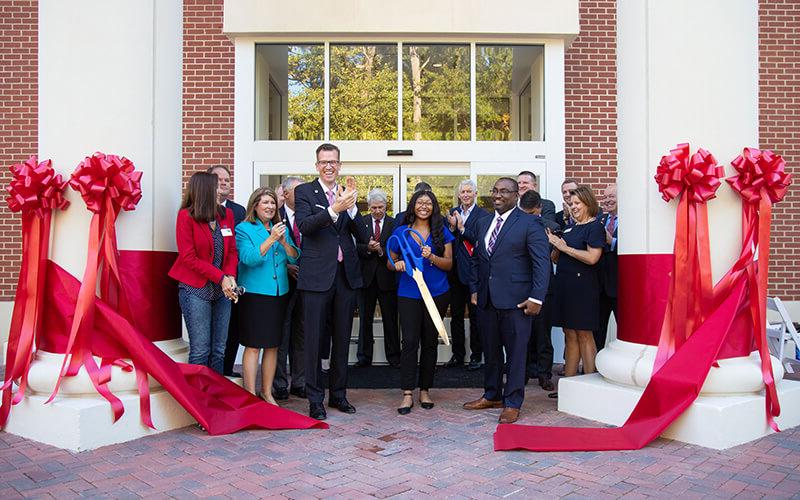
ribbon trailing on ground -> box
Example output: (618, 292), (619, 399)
(42, 260), (327, 433)
(652, 144), (724, 373)
(0, 157), (69, 429)
(725, 147), (791, 432)
(46, 152), (147, 425)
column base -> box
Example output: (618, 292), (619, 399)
(4, 388), (195, 452)
(558, 373), (800, 450)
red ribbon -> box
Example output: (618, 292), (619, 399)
(725, 147), (792, 432)
(1, 157), (69, 429)
(653, 144), (724, 372)
(47, 152), (148, 426)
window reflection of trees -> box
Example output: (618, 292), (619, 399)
(287, 45), (324, 140)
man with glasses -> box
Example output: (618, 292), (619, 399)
(463, 178), (551, 424)
(294, 143), (367, 420)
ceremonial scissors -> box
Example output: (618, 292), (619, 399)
(387, 228), (450, 345)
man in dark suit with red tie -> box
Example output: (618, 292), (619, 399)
(355, 189), (399, 367)
(273, 176), (306, 400)
(294, 143), (367, 420)
(596, 183), (618, 351)
(463, 177), (551, 424)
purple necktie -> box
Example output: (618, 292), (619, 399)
(486, 216), (503, 255)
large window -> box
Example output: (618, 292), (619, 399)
(255, 42), (544, 142)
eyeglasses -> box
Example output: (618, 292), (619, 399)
(491, 188), (518, 196)
(316, 160), (341, 167)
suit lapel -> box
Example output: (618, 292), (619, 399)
(489, 209), (519, 258)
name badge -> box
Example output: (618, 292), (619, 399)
(564, 227), (573, 233)
(315, 203), (326, 209)
(221, 228), (233, 237)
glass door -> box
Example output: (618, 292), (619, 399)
(398, 163), (470, 215)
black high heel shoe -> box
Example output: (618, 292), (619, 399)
(397, 391), (414, 415)
(419, 390), (434, 410)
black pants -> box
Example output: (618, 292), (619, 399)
(449, 280), (482, 362)
(222, 301), (239, 376)
(479, 298), (531, 409)
(527, 294), (554, 379)
(595, 292), (617, 351)
(274, 287), (304, 391)
(303, 264), (356, 404)
(398, 291), (450, 391)
(357, 279), (400, 365)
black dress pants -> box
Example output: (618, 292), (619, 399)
(303, 264), (356, 404)
(357, 279), (400, 365)
(222, 301), (239, 376)
(274, 288), (304, 391)
(527, 294), (554, 379)
(595, 292), (617, 352)
(449, 280), (482, 362)
(398, 291), (450, 391)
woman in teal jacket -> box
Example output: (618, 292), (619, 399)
(235, 187), (299, 404)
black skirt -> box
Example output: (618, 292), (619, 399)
(237, 292), (288, 349)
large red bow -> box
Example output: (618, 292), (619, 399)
(1, 156), (69, 429)
(727, 148), (791, 204)
(69, 152), (142, 213)
(655, 143), (724, 203)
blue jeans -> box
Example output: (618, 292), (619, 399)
(178, 288), (231, 374)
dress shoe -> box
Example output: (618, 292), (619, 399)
(309, 402), (327, 420)
(388, 359), (401, 368)
(272, 387), (290, 401)
(539, 376), (555, 392)
(225, 371), (242, 378)
(498, 407), (520, 424)
(462, 397), (503, 410)
(419, 399), (435, 410)
(397, 391), (414, 415)
(289, 386), (307, 399)
(328, 398), (357, 414)
(354, 360), (371, 368)
(443, 355), (463, 368)
(466, 359), (483, 371)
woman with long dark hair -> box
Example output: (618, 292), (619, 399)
(387, 190), (453, 414)
(235, 187), (299, 404)
(169, 172), (239, 374)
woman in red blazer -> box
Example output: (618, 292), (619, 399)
(169, 172), (239, 374)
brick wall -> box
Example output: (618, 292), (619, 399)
(563, 0), (618, 192)
(0, 0), (37, 299)
(759, 0), (800, 300)
(183, 0), (235, 190)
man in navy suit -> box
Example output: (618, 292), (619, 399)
(295, 143), (368, 420)
(208, 165), (246, 378)
(463, 177), (551, 424)
(596, 183), (618, 352)
(445, 179), (490, 369)
(355, 189), (400, 367)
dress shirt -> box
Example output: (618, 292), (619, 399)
(459, 203), (476, 224)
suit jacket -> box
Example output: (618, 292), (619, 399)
(449, 205), (490, 285)
(470, 208), (550, 309)
(599, 212), (618, 298)
(539, 198), (561, 232)
(169, 208), (239, 288)
(224, 199), (246, 227)
(357, 214), (397, 291)
(294, 180), (368, 291)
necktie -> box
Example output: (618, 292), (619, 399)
(606, 214), (616, 233)
(326, 189), (344, 262)
(486, 216), (503, 255)
(374, 219), (381, 240)
(292, 217), (301, 245)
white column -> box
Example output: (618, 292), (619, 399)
(5, 0), (193, 452)
(558, 0), (800, 449)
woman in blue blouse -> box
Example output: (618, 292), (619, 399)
(387, 190), (453, 415)
(235, 187), (299, 405)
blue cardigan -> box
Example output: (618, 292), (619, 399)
(235, 220), (300, 297)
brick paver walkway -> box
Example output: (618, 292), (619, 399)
(2, 383), (799, 498)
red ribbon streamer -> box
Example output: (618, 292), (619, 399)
(653, 144), (724, 372)
(1, 157), (69, 429)
(42, 260), (327, 434)
(47, 152), (147, 426)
